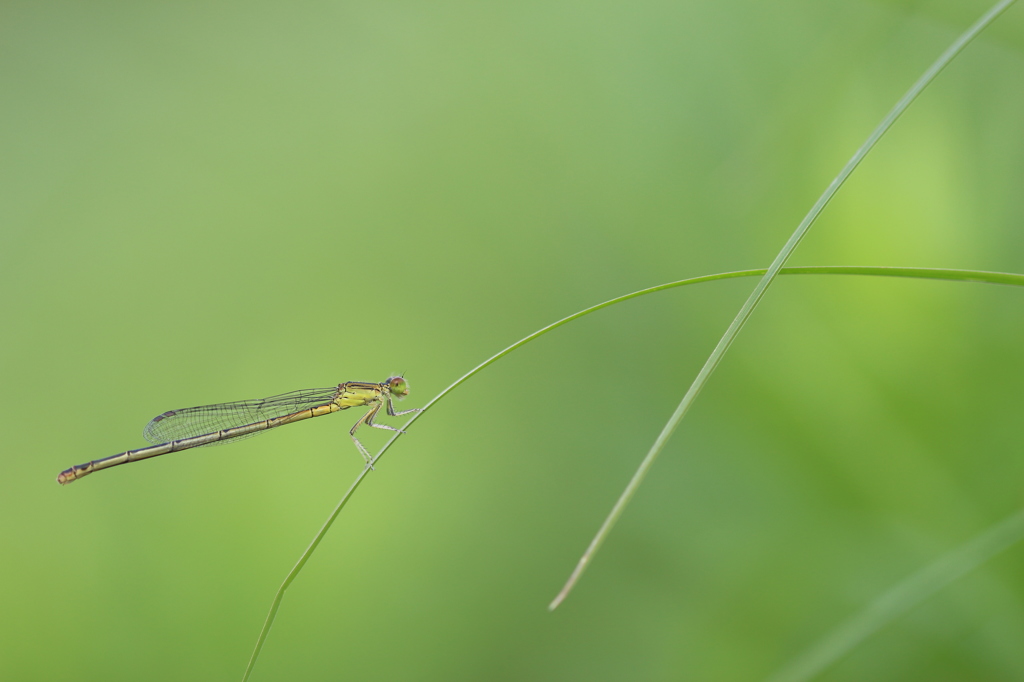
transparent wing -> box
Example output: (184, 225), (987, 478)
(143, 387), (339, 446)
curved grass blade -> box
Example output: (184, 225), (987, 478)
(241, 264), (1024, 681)
(547, 0), (1019, 611)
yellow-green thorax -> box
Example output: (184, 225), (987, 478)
(332, 377), (409, 410)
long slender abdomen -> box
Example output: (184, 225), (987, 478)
(56, 404), (339, 485)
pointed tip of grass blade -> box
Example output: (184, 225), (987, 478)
(548, 571), (575, 611)
(548, 570), (578, 610)
(548, 579), (576, 610)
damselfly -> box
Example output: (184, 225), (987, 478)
(57, 377), (421, 484)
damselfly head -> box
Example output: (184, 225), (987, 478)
(386, 376), (410, 398)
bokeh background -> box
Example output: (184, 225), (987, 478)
(3, 1), (1023, 680)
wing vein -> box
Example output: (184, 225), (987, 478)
(142, 387), (339, 446)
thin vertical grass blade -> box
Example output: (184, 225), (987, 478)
(548, 0), (1019, 610)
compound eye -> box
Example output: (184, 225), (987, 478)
(388, 377), (409, 396)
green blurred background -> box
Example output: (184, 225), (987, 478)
(3, 1), (1023, 680)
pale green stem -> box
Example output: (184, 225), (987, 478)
(242, 265), (1024, 680)
(547, 0), (1018, 611)
(763, 507), (1024, 682)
